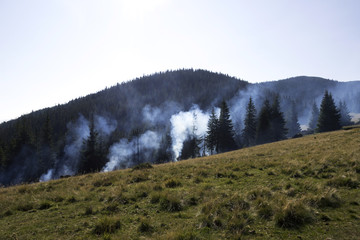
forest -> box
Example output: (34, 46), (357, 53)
(0, 69), (359, 186)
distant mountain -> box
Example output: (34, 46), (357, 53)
(0, 69), (359, 186)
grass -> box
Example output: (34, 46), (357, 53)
(0, 128), (360, 239)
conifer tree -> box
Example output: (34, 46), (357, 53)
(256, 99), (272, 144)
(308, 102), (320, 131)
(286, 101), (301, 138)
(242, 97), (257, 147)
(270, 95), (288, 141)
(338, 100), (352, 126)
(317, 91), (341, 132)
(218, 100), (237, 153)
(78, 117), (105, 173)
(205, 108), (219, 154)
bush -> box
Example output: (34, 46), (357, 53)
(275, 201), (315, 229)
(93, 217), (121, 235)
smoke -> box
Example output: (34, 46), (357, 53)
(39, 114), (117, 181)
(170, 105), (210, 160)
(39, 169), (53, 182)
(103, 130), (161, 172)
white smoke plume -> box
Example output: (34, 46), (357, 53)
(103, 130), (161, 172)
(170, 105), (210, 160)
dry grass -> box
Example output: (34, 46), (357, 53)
(0, 128), (360, 239)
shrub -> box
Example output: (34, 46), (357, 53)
(67, 196), (77, 203)
(275, 201), (315, 229)
(93, 217), (121, 235)
(172, 232), (200, 240)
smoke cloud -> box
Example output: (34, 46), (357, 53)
(103, 130), (161, 172)
(170, 105), (210, 160)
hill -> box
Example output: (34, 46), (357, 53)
(0, 127), (359, 239)
(1, 69), (360, 185)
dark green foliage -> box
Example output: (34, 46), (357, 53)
(270, 95), (288, 141)
(242, 97), (257, 147)
(256, 100), (272, 144)
(155, 131), (173, 163)
(205, 108), (219, 154)
(308, 102), (320, 131)
(78, 117), (107, 174)
(338, 100), (352, 126)
(286, 101), (301, 138)
(317, 91), (341, 132)
(38, 201), (52, 210)
(218, 100), (237, 153)
(179, 136), (200, 160)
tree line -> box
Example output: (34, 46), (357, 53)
(178, 90), (352, 160)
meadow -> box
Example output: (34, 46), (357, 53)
(1, 126), (359, 239)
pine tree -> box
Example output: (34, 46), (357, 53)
(155, 131), (173, 163)
(38, 114), (55, 174)
(78, 117), (105, 173)
(286, 101), (301, 138)
(205, 108), (219, 154)
(317, 91), (341, 132)
(308, 102), (319, 131)
(218, 100), (237, 153)
(338, 100), (352, 126)
(242, 97), (257, 147)
(270, 95), (287, 141)
(256, 99), (272, 144)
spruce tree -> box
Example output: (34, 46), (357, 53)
(205, 108), (219, 154)
(308, 102), (319, 131)
(286, 101), (301, 138)
(317, 91), (341, 132)
(338, 100), (352, 126)
(78, 117), (105, 173)
(218, 100), (237, 153)
(270, 95), (287, 141)
(256, 99), (272, 144)
(242, 97), (257, 147)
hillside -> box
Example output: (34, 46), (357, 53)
(1, 127), (359, 239)
(1, 69), (360, 186)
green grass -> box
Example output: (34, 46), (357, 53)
(0, 128), (360, 239)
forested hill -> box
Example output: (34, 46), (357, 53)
(0, 69), (359, 186)
(0, 69), (247, 144)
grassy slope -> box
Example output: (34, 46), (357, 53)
(1, 128), (360, 240)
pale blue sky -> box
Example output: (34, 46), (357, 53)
(1, 0), (359, 122)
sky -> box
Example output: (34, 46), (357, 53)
(1, 0), (360, 123)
